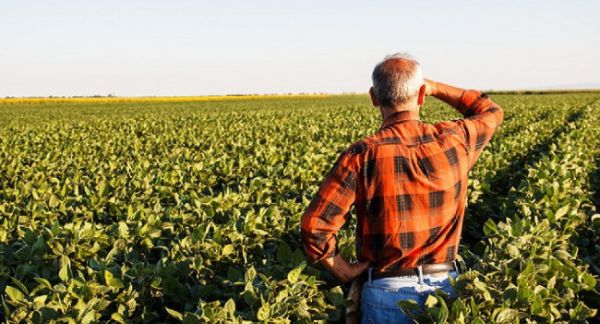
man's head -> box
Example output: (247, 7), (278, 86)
(370, 53), (426, 113)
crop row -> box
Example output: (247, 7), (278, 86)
(408, 98), (600, 322)
(463, 95), (593, 245)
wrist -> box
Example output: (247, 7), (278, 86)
(425, 79), (438, 97)
(340, 258), (365, 282)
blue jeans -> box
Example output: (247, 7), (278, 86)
(360, 268), (459, 324)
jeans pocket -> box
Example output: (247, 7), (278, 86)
(361, 284), (423, 323)
(363, 302), (413, 324)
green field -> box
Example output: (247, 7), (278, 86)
(1, 93), (600, 322)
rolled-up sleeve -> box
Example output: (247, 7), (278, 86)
(454, 90), (504, 169)
(300, 150), (357, 263)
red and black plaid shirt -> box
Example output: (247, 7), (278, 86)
(301, 90), (503, 272)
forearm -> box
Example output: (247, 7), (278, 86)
(426, 79), (504, 168)
(426, 79), (466, 111)
(320, 253), (370, 283)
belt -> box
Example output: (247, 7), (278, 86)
(370, 261), (457, 280)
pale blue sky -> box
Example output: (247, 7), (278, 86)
(1, 0), (599, 97)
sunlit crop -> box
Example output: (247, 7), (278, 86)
(0, 94), (598, 322)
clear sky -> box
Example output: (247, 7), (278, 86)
(1, 0), (599, 97)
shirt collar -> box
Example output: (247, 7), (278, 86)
(381, 110), (421, 130)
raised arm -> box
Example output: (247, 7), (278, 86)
(425, 79), (504, 168)
(424, 79), (465, 109)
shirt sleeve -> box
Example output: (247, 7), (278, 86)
(453, 90), (504, 169)
(300, 150), (358, 263)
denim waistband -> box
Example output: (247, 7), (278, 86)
(367, 261), (460, 285)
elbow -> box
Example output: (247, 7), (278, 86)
(488, 103), (504, 126)
(300, 211), (310, 231)
(496, 105), (504, 125)
(300, 225), (336, 265)
(299, 224), (318, 263)
(300, 216), (313, 246)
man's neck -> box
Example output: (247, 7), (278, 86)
(381, 107), (420, 122)
(380, 109), (421, 130)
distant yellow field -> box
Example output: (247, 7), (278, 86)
(0, 94), (331, 104)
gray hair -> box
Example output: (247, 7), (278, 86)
(371, 53), (424, 108)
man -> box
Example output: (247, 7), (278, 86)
(300, 53), (503, 322)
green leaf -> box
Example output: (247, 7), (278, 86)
(222, 244), (235, 256)
(554, 205), (569, 221)
(483, 219), (498, 236)
(287, 261), (306, 284)
(227, 267), (242, 282)
(507, 244), (520, 258)
(424, 294), (438, 308)
(257, 302), (270, 321)
(81, 310), (96, 323)
(33, 234), (46, 253)
(473, 279), (492, 301)
(111, 312), (125, 323)
(530, 295), (543, 315)
(450, 298), (468, 319)
(470, 297), (480, 317)
(517, 286), (533, 302)
(276, 241), (292, 263)
(291, 248), (306, 266)
(183, 312), (202, 323)
(583, 272), (596, 288)
(165, 307), (183, 320)
(224, 298), (236, 315)
(327, 286), (344, 306)
(245, 266), (256, 282)
(502, 286), (518, 303)
(33, 295), (47, 307)
(105, 270), (124, 289)
(118, 222), (129, 238)
(242, 289), (258, 307)
(4, 286), (25, 302)
(397, 299), (420, 312)
(472, 318), (486, 324)
(10, 277), (28, 296)
(59, 264), (71, 282)
(151, 276), (162, 289)
(496, 308), (519, 322)
(275, 289), (288, 303)
(49, 195), (60, 208)
(436, 296), (449, 323)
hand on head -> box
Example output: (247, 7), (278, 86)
(424, 79), (437, 97)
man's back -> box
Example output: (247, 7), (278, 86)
(299, 53), (503, 323)
(301, 90), (503, 272)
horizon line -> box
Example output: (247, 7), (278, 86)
(2, 88), (600, 100)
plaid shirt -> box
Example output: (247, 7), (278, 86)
(301, 90), (503, 272)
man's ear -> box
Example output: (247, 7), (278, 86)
(417, 84), (426, 106)
(369, 87), (379, 107)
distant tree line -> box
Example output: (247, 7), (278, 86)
(485, 89), (600, 95)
